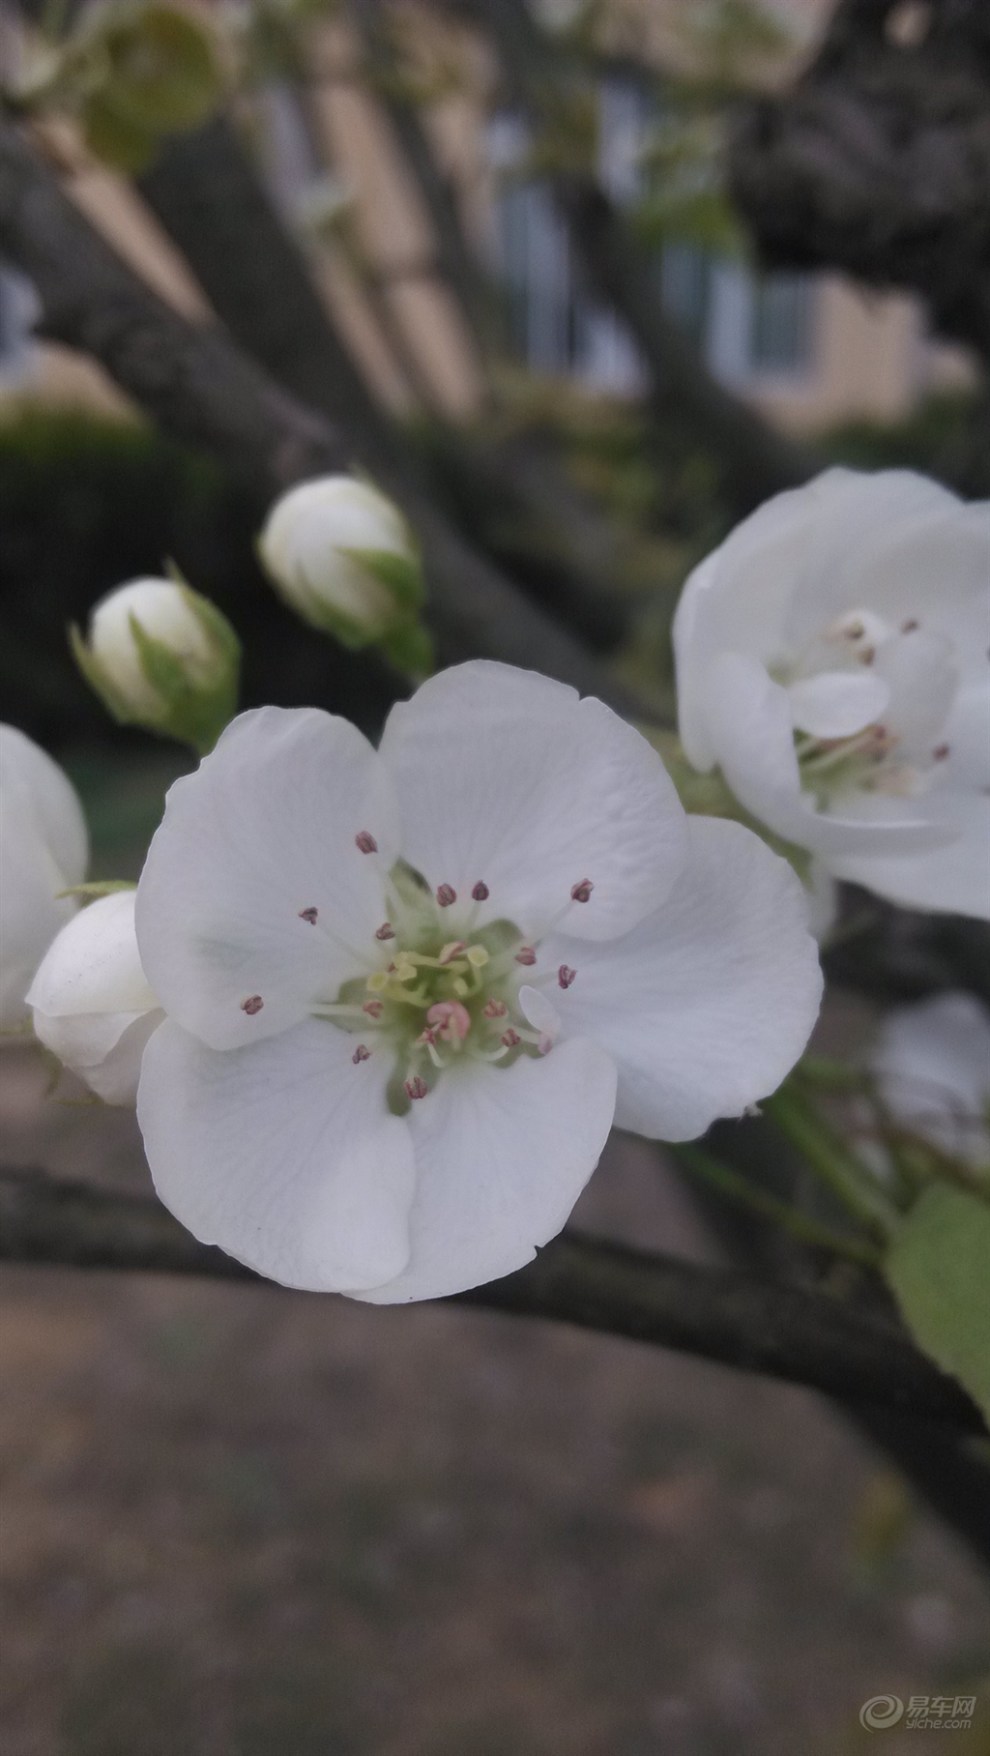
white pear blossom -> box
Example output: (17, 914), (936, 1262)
(72, 577), (240, 749)
(0, 724), (88, 1031)
(871, 992), (990, 1170)
(258, 475), (421, 645)
(28, 890), (162, 1105)
(133, 661), (822, 1301)
(673, 469), (990, 919)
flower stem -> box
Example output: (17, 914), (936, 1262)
(670, 1143), (882, 1269)
(762, 1082), (900, 1240)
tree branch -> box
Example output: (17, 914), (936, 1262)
(0, 120), (631, 701)
(0, 1168), (984, 1437)
(448, 0), (820, 512)
(729, 0), (990, 366)
(135, 104), (650, 694)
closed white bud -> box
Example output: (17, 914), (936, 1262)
(258, 475), (430, 668)
(71, 577), (240, 753)
(28, 889), (162, 1105)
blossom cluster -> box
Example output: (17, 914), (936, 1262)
(4, 467), (988, 1303)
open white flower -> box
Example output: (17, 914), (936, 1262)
(134, 661), (822, 1301)
(0, 724), (88, 1031)
(871, 992), (990, 1170)
(28, 890), (162, 1105)
(673, 469), (990, 919)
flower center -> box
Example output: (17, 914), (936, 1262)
(782, 608), (955, 809)
(311, 857), (588, 1113)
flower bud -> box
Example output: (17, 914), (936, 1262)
(27, 890), (162, 1105)
(0, 724), (88, 1032)
(258, 475), (432, 670)
(71, 577), (240, 753)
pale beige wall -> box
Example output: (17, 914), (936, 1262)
(1, 2), (973, 435)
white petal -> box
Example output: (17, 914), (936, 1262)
(706, 653), (948, 856)
(675, 471), (974, 772)
(831, 791), (990, 918)
(34, 1006), (161, 1105)
(872, 993), (990, 1167)
(137, 1018), (416, 1290)
(379, 661), (687, 941)
(543, 816), (822, 1141)
(0, 827), (77, 1031)
(518, 983), (561, 1041)
(136, 707), (400, 1050)
(0, 724), (88, 888)
(355, 1037), (618, 1303)
(27, 892), (161, 1105)
(790, 496), (990, 675)
(787, 670), (890, 740)
(0, 725), (88, 1029)
(27, 891), (155, 1018)
(673, 479), (836, 769)
(873, 628), (958, 757)
(940, 682), (990, 792)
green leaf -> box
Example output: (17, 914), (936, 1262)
(885, 1183), (990, 1424)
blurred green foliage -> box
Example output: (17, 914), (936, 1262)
(0, 406), (396, 755)
(820, 391), (990, 500)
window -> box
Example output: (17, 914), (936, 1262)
(0, 264), (36, 385)
(488, 83), (817, 391)
(749, 271), (814, 375)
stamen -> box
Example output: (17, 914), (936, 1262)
(471, 881), (489, 901)
(558, 965), (577, 989)
(427, 1000), (471, 1042)
(405, 1076), (429, 1101)
(355, 831), (378, 854)
(483, 998), (508, 1018)
(352, 1044), (371, 1064)
(375, 922), (395, 941)
(298, 907), (318, 925)
(439, 940), (467, 965)
(515, 946), (537, 966)
(436, 883), (456, 908)
(241, 995), (264, 1015)
(501, 1028), (521, 1048)
(570, 879), (593, 904)
(362, 999), (384, 1019)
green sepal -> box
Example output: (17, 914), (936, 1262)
(56, 879), (137, 903)
(340, 546), (426, 613)
(69, 622), (135, 723)
(884, 1182), (990, 1426)
(127, 605), (239, 754)
(638, 726), (812, 884)
(70, 586), (241, 756)
(382, 619), (435, 681)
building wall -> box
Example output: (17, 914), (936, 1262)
(0, 5), (973, 434)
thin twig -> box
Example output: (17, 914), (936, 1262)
(0, 1168), (983, 1436)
